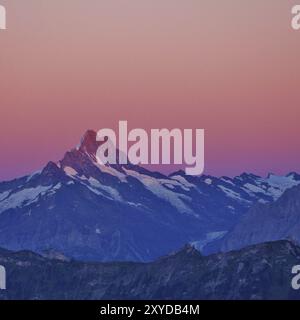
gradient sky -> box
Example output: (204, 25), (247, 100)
(0, 0), (300, 181)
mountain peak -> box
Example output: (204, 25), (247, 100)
(286, 172), (300, 180)
(169, 170), (186, 177)
(266, 172), (276, 179)
(239, 172), (261, 180)
(41, 161), (60, 176)
(39, 161), (67, 184)
(181, 243), (201, 255)
(165, 244), (202, 260)
(78, 130), (98, 155)
(81, 129), (97, 141)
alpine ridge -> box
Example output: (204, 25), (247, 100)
(220, 183), (300, 252)
(0, 240), (299, 300)
(0, 130), (299, 261)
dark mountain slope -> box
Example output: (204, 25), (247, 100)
(0, 240), (299, 300)
(220, 184), (300, 252)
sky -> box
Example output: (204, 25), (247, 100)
(0, 0), (300, 181)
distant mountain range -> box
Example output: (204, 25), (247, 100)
(0, 240), (299, 300)
(0, 130), (299, 261)
(220, 180), (300, 252)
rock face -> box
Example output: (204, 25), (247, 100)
(0, 240), (300, 300)
(0, 130), (299, 262)
(220, 184), (300, 253)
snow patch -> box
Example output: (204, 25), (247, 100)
(265, 174), (300, 199)
(171, 175), (195, 189)
(163, 183), (175, 189)
(243, 183), (267, 195)
(26, 170), (42, 182)
(0, 185), (53, 213)
(227, 205), (235, 211)
(218, 185), (244, 201)
(0, 190), (11, 202)
(159, 178), (188, 191)
(205, 178), (212, 185)
(191, 231), (227, 251)
(64, 166), (78, 176)
(94, 163), (127, 182)
(88, 177), (123, 201)
(46, 183), (62, 196)
(124, 169), (194, 215)
(221, 178), (234, 186)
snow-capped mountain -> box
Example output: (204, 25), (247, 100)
(219, 183), (300, 253)
(0, 130), (299, 261)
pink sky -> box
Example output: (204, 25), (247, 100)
(0, 0), (300, 181)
